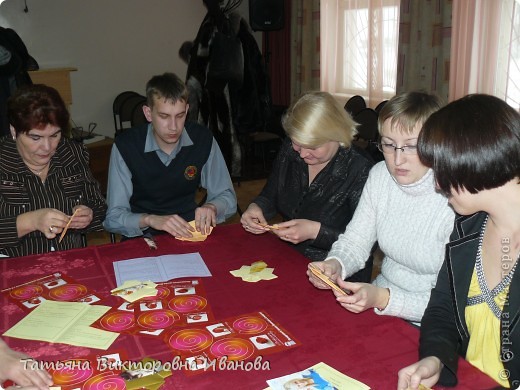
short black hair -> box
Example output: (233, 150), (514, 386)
(418, 94), (520, 195)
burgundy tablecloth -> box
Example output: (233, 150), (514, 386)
(1, 224), (498, 389)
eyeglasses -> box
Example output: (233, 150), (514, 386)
(377, 142), (418, 155)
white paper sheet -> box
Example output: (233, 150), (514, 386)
(113, 253), (211, 285)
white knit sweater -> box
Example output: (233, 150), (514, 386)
(326, 162), (455, 323)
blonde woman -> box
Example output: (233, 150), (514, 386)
(241, 91), (374, 281)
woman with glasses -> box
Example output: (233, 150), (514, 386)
(240, 91), (374, 281)
(398, 94), (520, 389)
(308, 91), (455, 323)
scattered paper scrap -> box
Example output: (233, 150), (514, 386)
(230, 261), (277, 282)
(175, 220), (213, 242)
(111, 280), (157, 302)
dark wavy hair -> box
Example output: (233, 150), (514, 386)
(418, 94), (520, 195)
(8, 84), (70, 135)
(145, 72), (189, 108)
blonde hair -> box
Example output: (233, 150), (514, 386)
(282, 91), (357, 148)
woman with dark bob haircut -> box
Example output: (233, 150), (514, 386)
(398, 94), (520, 389)
(0, 84), (106, 257)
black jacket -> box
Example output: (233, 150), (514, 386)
(420, 212), (520, 388)
(254, 138), (373, 263)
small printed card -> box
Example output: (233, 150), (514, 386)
(266, 362), (370, 390)
(1, 272), (103, 312)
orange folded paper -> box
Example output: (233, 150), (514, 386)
(175, 220), (213, 242)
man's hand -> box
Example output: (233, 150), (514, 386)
(195, 203), (217, 235)
(142, 214), (194, 238)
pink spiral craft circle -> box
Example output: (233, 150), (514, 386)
(232, 316), (268, 334)
(47, 284), (88, 301)
(50, 360), (94, 386)
(83, 372), (126, 390)
(99, 311), (135, 332)
(9, 285), (43, 300)
(137, 310), (180, 329)
(167, 329), (213, 353)
(168, 295), (207, 313)
(210, 338), (255, 361)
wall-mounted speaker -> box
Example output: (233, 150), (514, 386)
(249, 0), (284, 31)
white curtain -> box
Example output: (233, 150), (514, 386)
(320, 0), (400, 107)
(450, 0), (520, 109)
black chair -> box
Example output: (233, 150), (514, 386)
(374, 100), (388, 114)
(354, 108), (379, 142)
(115, 94), (146, 137)
(354, 108), (384, 162)
(113, 91), (140, 135)
(344, 95), (366, 117)
(130, 100), (148, 128)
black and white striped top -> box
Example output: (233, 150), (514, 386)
(0, 136), (107, 257)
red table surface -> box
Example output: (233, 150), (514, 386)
(1, 224), (498, 389)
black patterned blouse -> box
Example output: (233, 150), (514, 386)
(254, 137), (373, 262)
(0, 136), (107, 257)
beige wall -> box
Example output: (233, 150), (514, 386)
(0, 0), (260, 137)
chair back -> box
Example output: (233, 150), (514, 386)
(131, 100), (149, 127)
(374, 100), (388, 114)
(353, 108), (379, 142)
(344, 95), (366, 116)
(116, 94), (146, 136)
(113, 91), (140, 134)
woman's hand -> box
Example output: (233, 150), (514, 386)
(335, 282), (390, 313)
(0, 339), (53, 390)
(273, 219), (321, 244)
(241, 203), (268, 234)
(307, 259), (342, 290)
(17, 208), (70, 239)
(69, 205), (94, 230)
(397, 357), (442, 390)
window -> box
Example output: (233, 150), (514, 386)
(499, 0), (520, 109)
(321, 0), (400, 104)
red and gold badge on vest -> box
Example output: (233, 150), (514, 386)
(184, 165), (197, 180)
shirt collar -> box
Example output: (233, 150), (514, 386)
(144, 123), (193, 156)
